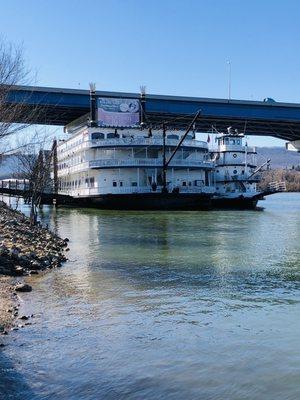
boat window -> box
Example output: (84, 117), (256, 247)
(237, 139), (241, 145)
(168, 134), (179, 140)
(106, 132), (115, 139)
(233, 170), (238, 174)
(113, 181), (117, 187)
(131, 182), (137, 187)
(182, 181), (187, 186)
(91, 132), (105, 140)
(119, 181), (123, 187)
(230, 139), (235, 145)
(224, 138), (229, 144)
(242, 170), (245, 175)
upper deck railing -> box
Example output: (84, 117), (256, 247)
(217, 144), (256, 153)
(89, 158), (214, 169)
(57, 137), (209, 158)
(90, 137), (208, 149)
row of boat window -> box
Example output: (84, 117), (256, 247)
(60, 177), (95, 189)
(91, 132), (193, 141)
(60, 179), (206, 189)
(221, 138), (242, 145)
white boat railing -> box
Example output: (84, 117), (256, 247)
(268, 181), (287, 192)
(89, 158), (213, 169)
(218, 145), (256, 153)
(57, 137), (209, 158)
(60, 185), (215, 197)
(90, 137), (208, 149)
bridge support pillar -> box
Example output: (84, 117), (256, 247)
(286, 140), (300, 152)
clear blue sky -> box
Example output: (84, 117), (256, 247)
(1, 0), (300, 146)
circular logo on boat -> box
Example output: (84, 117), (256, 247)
(119, 103), (129, 112)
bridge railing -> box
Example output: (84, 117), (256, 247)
(0, 179), (30, 191)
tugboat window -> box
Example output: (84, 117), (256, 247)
(182, 181), (187, 186)
(91, 132), (104, 140)
(113, 181), (117, 187)
(168, 134), (179, 140)
(233, 170), (238, 174)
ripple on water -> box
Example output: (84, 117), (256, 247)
(1, 193), (300, 400)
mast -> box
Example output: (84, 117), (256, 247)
(161, 110), (201, 193)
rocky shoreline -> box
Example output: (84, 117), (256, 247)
(0, 201), (68, 336)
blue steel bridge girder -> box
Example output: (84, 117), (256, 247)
(4, 85), (300, 142)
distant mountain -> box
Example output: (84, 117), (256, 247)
(256, 147), (300, 169)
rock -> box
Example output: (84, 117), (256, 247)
(30, 260), (41, 270)
(29, 270), (39, 275)
(14, 266), (24, 276)
(14, 283), (32, 292)
(20, 315), (29, 320)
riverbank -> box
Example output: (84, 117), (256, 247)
(0, 201), (68, 335)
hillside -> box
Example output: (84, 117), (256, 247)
(256, 146), (300, 169)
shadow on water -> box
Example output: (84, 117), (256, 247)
(0, 349), (38, 400)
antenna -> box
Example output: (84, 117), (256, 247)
(227, 60), (231, 100)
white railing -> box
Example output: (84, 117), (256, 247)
(90, 137), (208, 149)
(268, 181), (287, 192)
(57, 137), (208, 157)
(218, 145), (256, 153)
(57, 162), (90, 177)
(0, 179), (30, 190)
(89, 158), (213, 169)
(60, 185), (216, 197)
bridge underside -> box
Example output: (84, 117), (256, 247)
(4, 85), (300, 143)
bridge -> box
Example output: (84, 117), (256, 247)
(5, 85), (300, 150)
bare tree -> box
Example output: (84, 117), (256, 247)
(0, 37), (38, 147)
(15, 131), (54, 224)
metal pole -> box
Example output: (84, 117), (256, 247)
(52, 139), (58, 195)
(162, 123), (167, 193)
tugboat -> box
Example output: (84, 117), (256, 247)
(52, 86), (215, 210)
(211, 127), (285, 209)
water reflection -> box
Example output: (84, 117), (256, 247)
(1, 194), (300, 400)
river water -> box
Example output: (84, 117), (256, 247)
(1, 193), (300, 400)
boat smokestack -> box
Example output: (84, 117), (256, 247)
(89, 82), (97, 127)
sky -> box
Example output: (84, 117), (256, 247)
(1, 0), (300, 146)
